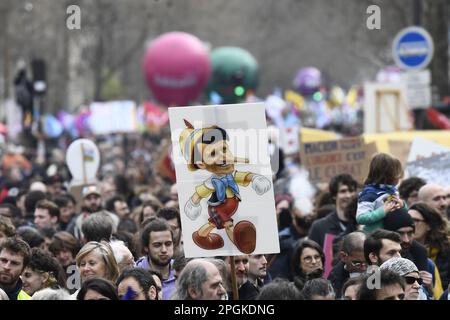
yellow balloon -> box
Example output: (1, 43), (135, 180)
(284, 90), (305, 110)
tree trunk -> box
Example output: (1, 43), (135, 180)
(423, 0), (449, 101)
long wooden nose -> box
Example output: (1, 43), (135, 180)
(232, 156), (249, 163)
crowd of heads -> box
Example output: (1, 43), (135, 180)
(0, 126), (449, 302)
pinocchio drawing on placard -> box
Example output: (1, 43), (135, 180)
(180, 119), (271, 254)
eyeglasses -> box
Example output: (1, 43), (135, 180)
(403, 276), (423, 285)
(303, 255), (321, 264)
(412, 218), (425, 224)
(350, 261), (367, 268)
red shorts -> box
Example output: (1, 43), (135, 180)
(208, 196), (239, 229)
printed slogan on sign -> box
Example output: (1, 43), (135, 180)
(300, 137), (377, 185)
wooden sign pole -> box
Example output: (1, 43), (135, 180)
(229, 257), (239, 300)
(80, 142), (87, 185)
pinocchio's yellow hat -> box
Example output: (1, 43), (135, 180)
(179, 119), (209, 171)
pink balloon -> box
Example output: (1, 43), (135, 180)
(142, 32), (210, 106)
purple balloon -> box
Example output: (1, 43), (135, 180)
(293, 67), (322, 96)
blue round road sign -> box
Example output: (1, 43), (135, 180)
(392, 26), (434, 70)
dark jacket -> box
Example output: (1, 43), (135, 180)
(268, 227), (303, 280)
(308, 211), (347, 249)
(434, 247), (450, 289)
(402, 240), (428, 271)
(3, 279), (31, 300)
(327, 261), (349, 298)
(439, 289), (449, 300)
(238, 279), (264, 300)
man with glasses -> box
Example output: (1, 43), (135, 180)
(383, 210), (435, 298)
(380, 257), (425, 300)
(328, 231), (367, 298)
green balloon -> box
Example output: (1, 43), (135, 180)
(206, 47), (259, 104)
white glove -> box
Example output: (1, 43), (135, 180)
(251, 175), (271, 195)
(184, 198), (202, 221)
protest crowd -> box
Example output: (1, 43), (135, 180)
(1, 96), (449, 302)
(1, 29), (450, 302)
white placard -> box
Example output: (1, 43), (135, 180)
(66, 139), (100, 186)
(407, 137), (450, 163)
(406, 152), (450, 186)
(89, 101), (137, 135)
(401, 70), (431, 109)
(169, 103), (279, 258)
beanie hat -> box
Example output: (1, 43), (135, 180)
(380, 257), (418, 276)
(384, 208), (415, 232)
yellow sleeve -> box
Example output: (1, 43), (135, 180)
(433, 265), (444, 300)
(195, 183), (214, 199)
(234, 171), (252, 186)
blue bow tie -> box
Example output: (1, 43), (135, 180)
(211, 174), (240, 202)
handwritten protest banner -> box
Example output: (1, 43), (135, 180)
(300, 137), (377, 185)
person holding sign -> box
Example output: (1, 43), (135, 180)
(180, 120), (271, 254)
(356, 153), (407, 233)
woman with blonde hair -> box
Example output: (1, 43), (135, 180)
(75, 241), (119, 285)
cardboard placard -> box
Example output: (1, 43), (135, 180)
(300, 137), (378, 185)
(169, 103), (279, 258)
(387, 140), (412, 166)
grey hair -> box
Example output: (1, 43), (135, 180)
(174, 259), (211, 300)
(341, 231), (367, 254)
(109, 239), (131, 265)
(31, 288), (73, 300)
(81, 212), (113, 242)
(209, 258), (230, 292)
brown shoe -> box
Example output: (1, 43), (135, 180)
(192, 232), (224, 250)
(233, 221), (256, 254)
